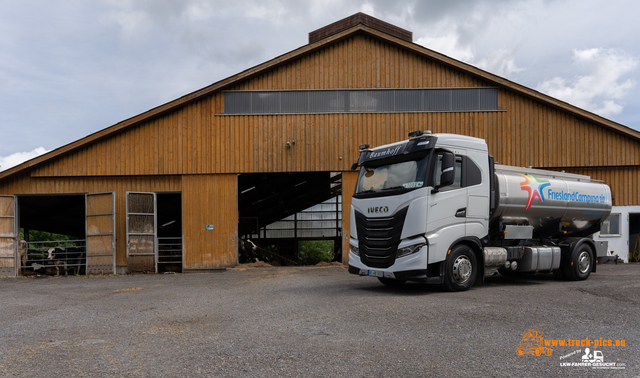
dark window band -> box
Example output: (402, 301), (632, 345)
(223, 88), (498, 115)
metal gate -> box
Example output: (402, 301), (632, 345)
(0, 195), (16, 276)
(126, 192), (156, 273)
(86, 192), (116, 275)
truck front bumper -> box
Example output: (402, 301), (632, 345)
(347, 250), (444, 284)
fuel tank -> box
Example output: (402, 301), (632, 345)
(491, 165), (612, 237)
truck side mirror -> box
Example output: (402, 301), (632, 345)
(440, 152), (456, 187)
(432, 152), (455, 193)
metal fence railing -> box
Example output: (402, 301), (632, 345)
(158, 237), (182, 270)
(18, 240), (86, 276)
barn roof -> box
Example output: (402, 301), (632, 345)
(2, 13), (640, 181)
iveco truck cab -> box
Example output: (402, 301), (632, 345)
(348, 131), (612, 291)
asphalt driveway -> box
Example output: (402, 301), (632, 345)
(0, 263), (638, 377)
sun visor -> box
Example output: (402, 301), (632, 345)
(357, 136), (437, 165)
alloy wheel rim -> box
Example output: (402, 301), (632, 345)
(578, 251), (591, 274)
(453, 255), (472, 283)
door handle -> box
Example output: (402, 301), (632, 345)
(455, 208), (467, 218)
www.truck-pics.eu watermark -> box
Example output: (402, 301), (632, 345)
(516, 327), (626, 370)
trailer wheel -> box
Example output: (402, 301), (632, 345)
(378, 277), (406, 287)
(563, 244), (593, 281)
(443, 245), (477, 292)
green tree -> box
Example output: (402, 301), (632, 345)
(298, 240), (334, 265)
(18, 229), (79, 259)
(20, 229), (75, 243)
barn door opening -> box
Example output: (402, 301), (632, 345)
(17, 194), (86, 276)
(0, 195), (16, 276)
(86, 192), (115, 275)
(126, 192), (156, 273)
(156, 192), (182, 273)
(629, 213), (640, 262)
(238, 172), (342, 265)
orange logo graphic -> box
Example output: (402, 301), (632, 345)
(517, 326), (553, 356)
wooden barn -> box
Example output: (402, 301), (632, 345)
(2, 13), (640, 276)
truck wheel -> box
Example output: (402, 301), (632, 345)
(563, 244), (593, 281)
(443, 245), (477, 292)
(378, 277), (406, 287)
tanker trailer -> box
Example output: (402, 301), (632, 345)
(348, 131), (612, 291)
(487, 165), (612, 281)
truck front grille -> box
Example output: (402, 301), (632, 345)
(354, 207), (408, 268)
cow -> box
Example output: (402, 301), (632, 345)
(18, 240), (27, 274)
(47, 247), (86, 276)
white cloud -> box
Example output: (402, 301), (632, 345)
(106, 0), (154, 44)
(416, 34), (475, 62)
(536, 48), (638, 117)
(476, 49), (524, 77)
(0, 147), (49, 172)
(416, 35), (524, 80)
(412, 4), (527, 79)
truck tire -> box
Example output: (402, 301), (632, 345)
(563, 244), (593, 281)
(443, 244), (477, 292)
(378, 277), (406, 287)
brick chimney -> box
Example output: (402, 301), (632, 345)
(309, 13), (413, 44)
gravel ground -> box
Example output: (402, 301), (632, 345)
(0, 263), (638, 377)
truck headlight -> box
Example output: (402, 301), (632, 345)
(350, 244), (360, 256)
(397, 243), (426, 259)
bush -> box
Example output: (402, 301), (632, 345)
(298, 240), (334, 265)
(20, 229), (75, 242)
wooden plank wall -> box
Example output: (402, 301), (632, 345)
(182, 174), (237, 269)
(563, 167), (640, 207)
(494, 92), (640, 168)
(232, 35), (487, 90)
(0, 173), (240, 270)
(0, 175), (180, 267)
(86, 192), (116, 275)
(0, 196), (16, 274)
(341, 171), (359, 264)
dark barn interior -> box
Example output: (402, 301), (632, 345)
(156, 192), (183, 273)
(238, 172), (342, 264)
(19, 194), (86, 238)
(17, 194), (87, 275)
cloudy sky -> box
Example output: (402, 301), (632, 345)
(1, 0), (639, 171)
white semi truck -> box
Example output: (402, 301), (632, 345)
(348, 131), (612, 291)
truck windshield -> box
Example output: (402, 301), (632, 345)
(355, 155), (429, 195)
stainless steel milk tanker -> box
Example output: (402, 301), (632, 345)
(491, 165), (612, 237)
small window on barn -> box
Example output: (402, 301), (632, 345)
(222, 88), (498, 115)
(600, 214), (621, 236)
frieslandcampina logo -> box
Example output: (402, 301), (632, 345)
(519, 175), (608, 210)
(519, 175), (550, 210)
